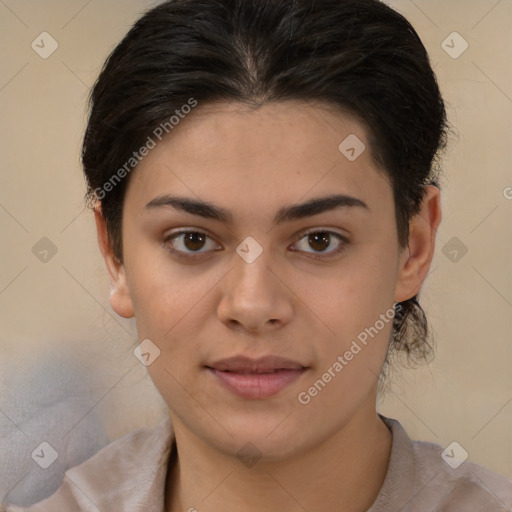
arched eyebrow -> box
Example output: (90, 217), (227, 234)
(145, 193), (369, 225)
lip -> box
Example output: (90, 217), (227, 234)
(205, 355), (308, 399)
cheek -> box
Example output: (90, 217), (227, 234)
(300, 282), (394, 407)
(302, 253), (396, 332)
(124, 251), (181, 337)
(126, 251), (222, 350)
(299, 251), (397, 380)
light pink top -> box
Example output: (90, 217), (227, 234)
(2, 415), (511, 511)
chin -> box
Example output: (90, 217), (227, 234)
(208, 415), (315, 462)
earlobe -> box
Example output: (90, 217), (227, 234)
(394, 185), (442, 303)
(93, 204), (135, 319)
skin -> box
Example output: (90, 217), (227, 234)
(94, 100), (442, 512)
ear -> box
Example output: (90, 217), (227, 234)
(394, 185), (442, 302)
(93, 204), (134, 318)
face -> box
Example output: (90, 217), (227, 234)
(97, 100), (433, 461)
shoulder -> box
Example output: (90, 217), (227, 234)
(1, 417), (174, 511)
(371, 415), (512, 512)
(416, 437), (512, 511)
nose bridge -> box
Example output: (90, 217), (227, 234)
(230, 239), (276, 297)
(217, 238), (293, 331)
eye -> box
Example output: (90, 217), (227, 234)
(290, 230), (348, 258)
(163, 230), (221, 257)
(163, 228), (348, 261)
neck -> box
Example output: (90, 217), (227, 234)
(165, 401), (392, 512)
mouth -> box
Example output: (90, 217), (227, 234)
(205, 355), (309, 399)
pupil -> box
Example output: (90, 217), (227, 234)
(309, 232), (330, 252)
(185, 232), (205, 251)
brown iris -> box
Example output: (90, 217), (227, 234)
(183, 232), (206, 251)
(308, 232), (331, 252)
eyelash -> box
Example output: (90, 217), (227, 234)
(162, 228), (349, 261)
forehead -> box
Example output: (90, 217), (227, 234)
(124, 100), (392, 221)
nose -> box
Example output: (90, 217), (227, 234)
(217, 248), (294, 334)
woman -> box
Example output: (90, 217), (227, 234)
(3, 0), (511, 510)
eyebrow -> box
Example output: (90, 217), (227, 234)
(145, 193), (369, 225)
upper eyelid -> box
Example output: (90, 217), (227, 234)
(298, 227), (347, 239)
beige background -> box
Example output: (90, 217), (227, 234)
(0, 0), (511, 505)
